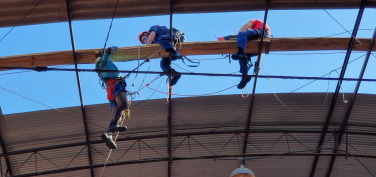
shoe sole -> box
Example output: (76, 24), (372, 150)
(115, 127), (127, 132)
(101, 134), (117, 149)
(237, 78), (252, 89)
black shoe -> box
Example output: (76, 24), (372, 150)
(169, 73), (181, 86)
(237, 76), (251, 89)
(232, 50), (248, 60)
(108, 121), (127, 133)
(101, 133), (117, 149)
(171, 50), (183, 60)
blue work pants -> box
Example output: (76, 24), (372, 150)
(237, 29), (271, 52)
(239, 54), (257, 75)
(160, 57), (177, 74)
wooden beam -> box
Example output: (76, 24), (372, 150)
(0, 38), (375, 71)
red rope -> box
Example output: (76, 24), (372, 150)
(146, 84), (237, 97)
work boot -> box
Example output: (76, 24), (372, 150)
(101, 133), (117, 149)
(237, 75), (251, 89)
(232, 49), (248, 60)
(170, 50), (183, 60)
(108, 120), (127, 133)
(169, 73), (181, 86)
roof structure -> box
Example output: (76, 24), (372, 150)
(1, 0), (376, 177)
(1, 0), (376, 28)
(1, 94), (376, 177)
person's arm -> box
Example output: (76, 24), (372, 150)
(238, 21), (253, 33)
(146, 31), (155, 45)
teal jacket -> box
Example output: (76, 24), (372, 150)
(95, 51), (121, 86)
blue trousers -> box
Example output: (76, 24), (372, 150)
(158, 34), (175, 51)
(237, 29), (271, 52)
(160, 57), (177, 74)
(237, 29), (260, 52)
(239, 54), (257, 74)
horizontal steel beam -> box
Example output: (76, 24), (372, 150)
(2, 130), (376, 158)
(11, 152), (376, 177)
(1, 66), (376, 82)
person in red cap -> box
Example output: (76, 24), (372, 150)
(225, 19), (272, 89)
(138, 25), (186, 86)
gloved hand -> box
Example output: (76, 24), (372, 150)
(110, 46), (118, 52)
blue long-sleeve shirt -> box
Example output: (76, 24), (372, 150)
(95, 51), (121, 85)
(148, 25), (178, 44)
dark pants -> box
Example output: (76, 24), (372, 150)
(160, 57), (178, 74)
(239, 54), (257, 75)
(237, 29), (271, 52)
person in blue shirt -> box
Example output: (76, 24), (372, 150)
(138, 25), (186, 86)
(95, 46), (129, 149)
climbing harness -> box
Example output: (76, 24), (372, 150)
(182, 56), (201, 67)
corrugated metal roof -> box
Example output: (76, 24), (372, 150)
(1, 93), (376, 176)
(1, 0), (376, 28)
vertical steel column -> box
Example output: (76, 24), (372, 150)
(65, 1), (94, 177)
(309, 0), (366, 176)
(325, 27), (376, 177)
(242, 0), (270, 156)
(168, 1), (174, 177)
(0, 108), (12, 176)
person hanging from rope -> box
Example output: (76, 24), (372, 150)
(138, 25), (186, 87)
(95, 46), (129, 149)
(219, 19), (272, 89)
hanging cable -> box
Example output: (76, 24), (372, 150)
(146, 83), (237, 97)
(0, 0), (43, 43)
(260, 61), (347, 113)
(0, 86), (107, 129)
(102, 0), (120, 51)
(313, 0), (363, 45)
(211, 53), (367, 131)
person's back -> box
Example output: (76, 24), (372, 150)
(95, 51), (121, 84)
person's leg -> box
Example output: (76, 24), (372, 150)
(160, 57), (181, 86)
(158, 34), (182, 59)
(107, 81), (129, 133)
(232, 30), (259, 60)
(160, 57), (172, 73)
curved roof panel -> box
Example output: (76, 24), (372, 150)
(1, 0), (376, 28)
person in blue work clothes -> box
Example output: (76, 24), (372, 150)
(95, 46), (128, 149)
(138, 25), (186, 87)
(231, 19), (272, 89)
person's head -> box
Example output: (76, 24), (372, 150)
(94, 52), (102, 68)
(138, 31), (148, 44)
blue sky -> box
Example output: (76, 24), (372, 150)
(0, 9), (375, 114)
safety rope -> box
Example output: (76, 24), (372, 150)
(241, 86), (249, 98)
(260, 61), (348, 113)
(146, 83), (237, 97)
(102, 0), (120, 51)
(99, 110), (128, 177)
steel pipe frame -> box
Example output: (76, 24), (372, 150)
(11, 152), (376, 177)
(0, 108), (12, 176)
(242, 0), (270, 156)
(168, 0), (174, 176)
(309, 0), (367, 176)
(65, 0), (94, 176)
(4, 129), (376, 158)
(325, 27), (376, 177)
(3, 66), (376, 82)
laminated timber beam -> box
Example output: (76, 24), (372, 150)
(1, 37), (375, 71)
